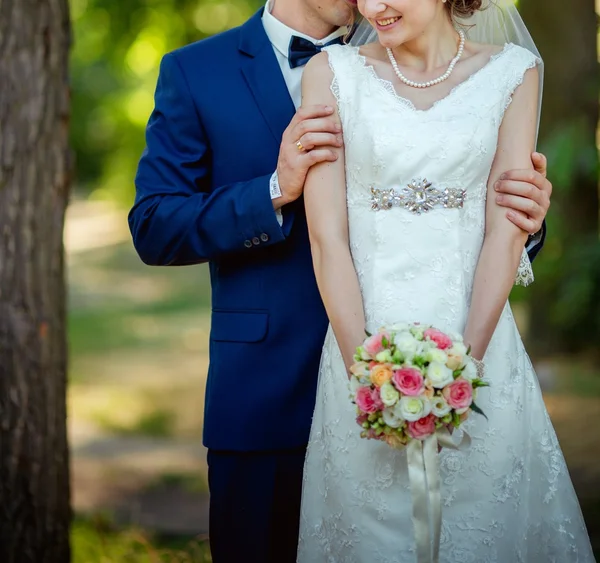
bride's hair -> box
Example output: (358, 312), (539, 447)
(446, 0), (484, 19)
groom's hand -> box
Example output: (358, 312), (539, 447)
(494, 152), (552, 235)
(276, 104), (343, 206)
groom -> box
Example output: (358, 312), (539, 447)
(129, 0), (552, 561)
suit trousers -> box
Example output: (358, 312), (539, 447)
(207, 446), (307, 563)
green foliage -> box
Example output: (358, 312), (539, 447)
(94, 407), (177, 437)
(70, 0), (261, 204)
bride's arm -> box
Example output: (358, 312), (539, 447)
(301, 53), (366, 369)
(463, 66), (540, 359)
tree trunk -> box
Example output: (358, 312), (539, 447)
(0, 1), (72, 561)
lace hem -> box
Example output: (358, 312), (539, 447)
(515, 248), (534, 287)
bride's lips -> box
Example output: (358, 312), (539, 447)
(374, 16), (401, 31)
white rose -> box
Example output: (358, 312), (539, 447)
(398, 396), (431, 422)
(431, 395), (452, 417)
(446, 331), (464, 343)
(348, 377), (361, 396)
(389, 322), (410, 332)
(393, 332), (419, 358)
(462, 360), (478, 381)
(450, 342), (468, 355)
(426, 348), (448, 364)
(380, 382), (400, 407)
(382, 406), (404, 428)
(427, 362), (455, 389)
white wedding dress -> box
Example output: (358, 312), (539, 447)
(297, 43), (595, 563)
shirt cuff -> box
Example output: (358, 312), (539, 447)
(270, 171), (283, 226)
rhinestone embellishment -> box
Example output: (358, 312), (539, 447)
(370, 179), (466, 214)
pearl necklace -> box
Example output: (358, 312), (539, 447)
(386, 30), (465, 89)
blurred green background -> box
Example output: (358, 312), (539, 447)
(66, 0), (600, 560)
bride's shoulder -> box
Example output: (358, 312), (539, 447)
(463, 41), (506, 62)
(305, 43), (359, 79)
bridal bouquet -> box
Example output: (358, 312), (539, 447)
(350, 323), (488, 449)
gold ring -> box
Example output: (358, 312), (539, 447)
(296, 140), (305, 152)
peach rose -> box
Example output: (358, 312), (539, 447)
(442, 378), (473, 410)
(386, 432), (408, 449)
(424, 328), (453, 350)
(407, 414), (436, 440)
(350, 361), (371, 378)
(370, 364), (393, 387)
(446, 343), (468, 370)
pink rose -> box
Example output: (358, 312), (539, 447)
(407, 414), (436, 440)
(363, 332), (390, 357)
(355, 386), (382, 413)
(370, 387), (384, 411)
(424, 328), (453, 350)
(442, 378), (473, 410)
(392, 367), (425, 396)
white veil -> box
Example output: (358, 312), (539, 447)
(349, 0), (544, 140)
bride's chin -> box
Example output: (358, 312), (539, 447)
(377, 35), (405, 49)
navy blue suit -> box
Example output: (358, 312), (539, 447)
(129, 9), (327, 562)
(130, 8), (545, 561)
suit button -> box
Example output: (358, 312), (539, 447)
(244, 240), (252, 248)
(260, 233), (269, 242)
(252, 237), (260, 245)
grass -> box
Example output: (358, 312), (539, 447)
(72, 515), (211, 563)
(94, 408), (178, 438)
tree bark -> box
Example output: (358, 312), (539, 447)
(0, 1), (72, 561)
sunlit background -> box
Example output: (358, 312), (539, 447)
(66, 0), (600, 560)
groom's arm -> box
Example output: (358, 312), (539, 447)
(494, 152), (551, 262)
(129, 53), (285, 266)
(129, 54), (339, 266)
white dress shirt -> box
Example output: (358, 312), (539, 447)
(262, 1), (347, 224)
(262, 1), (347, 109)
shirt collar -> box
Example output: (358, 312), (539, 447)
(262, 0), (348, 60)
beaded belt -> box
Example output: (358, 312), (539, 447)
(370, 178), (466, 214)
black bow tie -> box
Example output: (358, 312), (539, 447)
(288, 35), (344, 69)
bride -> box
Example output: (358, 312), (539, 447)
(296, 0), (595, 561)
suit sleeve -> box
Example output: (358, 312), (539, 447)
(526, 219), (546, 263)
(129, 53), (294, 266)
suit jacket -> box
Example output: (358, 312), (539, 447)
(130, 9), (329, 451)
(129, 9), (546, 451)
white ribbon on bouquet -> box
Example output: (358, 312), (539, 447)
(407, 427), (471, 563)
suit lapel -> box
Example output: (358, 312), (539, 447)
(239, 10), (296, 144)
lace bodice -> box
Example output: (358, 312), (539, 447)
(329, 43), (535, 320)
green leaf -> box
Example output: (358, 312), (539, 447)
(365, 329), (372, 337)
(452, 369), (462, 379)
(382, 337), (389, 348)
(452, 411), (461, 428)
(466, 345), (472, 355)
(470, 402), (488, 420)
(472, 380), (490, 389)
